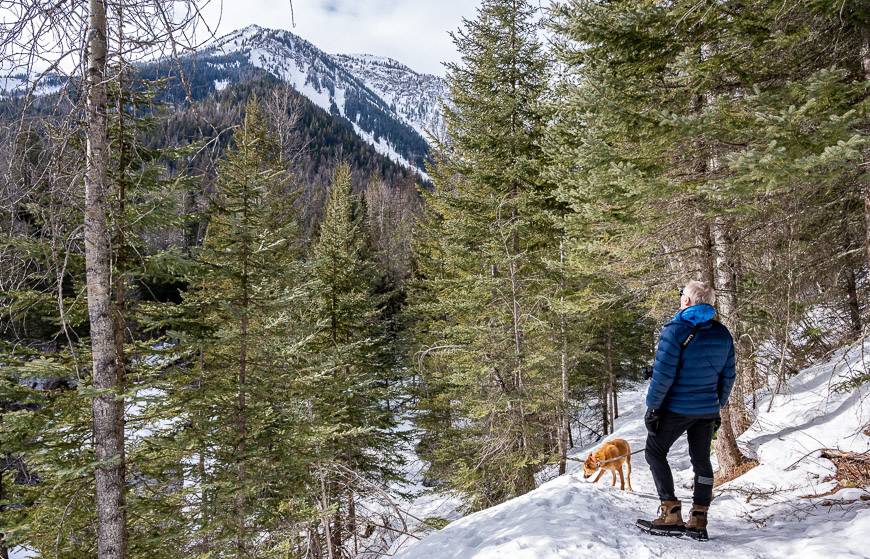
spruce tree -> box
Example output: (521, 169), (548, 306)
(302, 162), (403, 556)
(0, 76), (196, 558)
(549, 0), (868, 475)
(411, 0), (559, 509)
(164, 97), (311, 558)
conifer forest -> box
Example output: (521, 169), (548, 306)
(0, 1), (868, 558)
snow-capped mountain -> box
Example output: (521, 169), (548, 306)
(0, 25), (448, 176)
(333, 53), (447, 141)
(197, 25), (447, 174)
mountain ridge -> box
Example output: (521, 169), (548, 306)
(0, 24), (447, 177)
(198, 24), (447, 175)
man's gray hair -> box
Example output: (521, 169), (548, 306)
(684, 280), (716, 306)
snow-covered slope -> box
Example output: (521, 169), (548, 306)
(395, 342), (870, 559)
(196, 25), (445, 175)
(0, 73), (66, 99)
(333, 53), (447, 141)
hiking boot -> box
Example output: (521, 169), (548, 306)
(685, 504), (709, 541)
(635, 500), (685, 536)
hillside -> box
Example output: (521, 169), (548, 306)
(394, 342), (870, 559)
(154, 25), (446, 173)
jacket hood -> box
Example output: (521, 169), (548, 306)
(673, 303), (716, 325)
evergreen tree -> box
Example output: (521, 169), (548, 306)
(301, 162), (404, 556)
(0, 76), (196, 557)
(548, 0), (868, 475)
(164, 97), (312, 558)
(411, 0), (559, 509)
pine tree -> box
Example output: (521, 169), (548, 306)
(0, 75), (197, 558)
(411, 0), (560, 509)
(301, 162), (403, 556)
(549, 0), (868, 475)
(164, 97), (311, 558)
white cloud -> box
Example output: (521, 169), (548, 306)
(203, 0), (482, 75)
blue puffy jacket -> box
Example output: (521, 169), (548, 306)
(646, 304), (736, 416)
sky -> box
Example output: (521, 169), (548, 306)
(202, 0), (484, 75)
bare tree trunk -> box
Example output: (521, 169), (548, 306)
(838, 199), (863, 336)
(862, 25), (870, 273)
(348, 492), (358, 556)
(112, 1), (128, 446)
(85, 2), (127, 558)
(710, 215), (750, 474)
(845, 268), (862, 336)
(236, 225), (249, 558)
(0, 469), (8, 559)
(198, 447), (209, 553)
(600, 380), (609, 435)
(697, 221), (715, 287)
(558, 240), (570, 475)
(605, 327), (616, 429)
(331, 503), (342, 559)
(729, 242), (752, 434)
(320, 475), (334, 559)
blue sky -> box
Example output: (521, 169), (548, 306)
(205, 0), (483, 75)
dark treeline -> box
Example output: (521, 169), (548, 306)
(1, 0), (869, 558)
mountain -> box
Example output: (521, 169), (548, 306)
(0, 25), (448, 176)
(189, 25), (447, 175)
(332, 53), (447, 141)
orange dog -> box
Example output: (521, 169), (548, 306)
(582, 438), (633, 491)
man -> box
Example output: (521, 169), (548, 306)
(636, 280), (736, 541)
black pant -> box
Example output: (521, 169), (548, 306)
(645, 412), (717, 506)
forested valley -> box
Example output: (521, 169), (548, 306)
(1, 1), (868, 558)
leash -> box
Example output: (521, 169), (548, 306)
(597, 448), (645, 466)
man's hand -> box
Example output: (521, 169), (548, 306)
(645, 408), (661, 434)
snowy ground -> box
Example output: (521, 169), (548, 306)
(355, 421), (465, 557)
(395, 341), (870, 559)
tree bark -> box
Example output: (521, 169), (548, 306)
(838, 202), (863, 337)
(696, 221), (715, 287)
(605, 327), (616, 429)
(320, 474), (334, 559)
(861, 24), (870, 273)
(332, 502), (342, 559)
(710, 215), (750, 474)
(236, 153), (250, 558)
(558, 240), (570, 475)
(0, 469), (8, 559)
(845, 268), (862, 336)
(85, 2), (127, 558)
(348, 492), (358, 556)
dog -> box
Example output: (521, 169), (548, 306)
(582, 438), (633, 491)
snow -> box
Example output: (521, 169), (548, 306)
(0, 74), (65, 98)
(214, 79), (229, 91)
(354, 420), (464, 557)
(351, 122), (430, 181)
(203, 26), (437, 177)
(333, 52), (447, 142)
(9, 547), (35, 559)
(395, 341), (870, 559)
